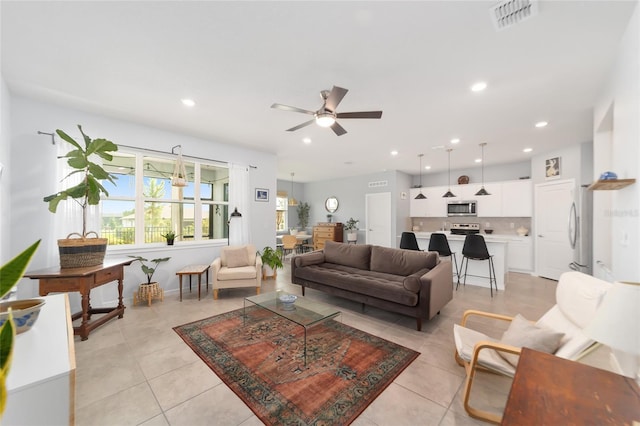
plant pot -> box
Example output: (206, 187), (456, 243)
(347, 232), (358, 242)
(133, 282), (164, 306)
(289, 229), (298, 235)
(58, 231), (107, 268)
(0, 298), (46, 334)
(262, 264), (277, 280)
(167, 239), (174, 246)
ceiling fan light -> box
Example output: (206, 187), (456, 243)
(315, 113), (336, 127)
(443, 190), (457, 198)
(475, 186), (490, 196)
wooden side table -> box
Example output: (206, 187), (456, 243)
(24, 258), (132, 340)
(501, 348), (640, 425)
(176, 264), (210, 301)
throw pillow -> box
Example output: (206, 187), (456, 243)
(226, 247), (249, 268)
(498, 314), (565, 366)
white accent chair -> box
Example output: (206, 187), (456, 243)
(453, 271), (612, 424)
(211, 244), (262, 299)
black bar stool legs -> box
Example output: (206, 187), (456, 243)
(458, 234), (498, 297)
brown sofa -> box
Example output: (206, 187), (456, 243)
(291, 240), (453, 331)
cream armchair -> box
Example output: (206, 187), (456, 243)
(211, 244), (262, 299)
(453, 271), (612, 424)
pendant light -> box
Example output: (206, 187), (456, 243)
(288, 172), (299, 206)
(442, 148), (456, 198)
(475, 142), (491, 196)
(414, 154), (427, 199)
(171, 145), (188, 187)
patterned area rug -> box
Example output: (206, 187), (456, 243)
(174, 306), (419, 425)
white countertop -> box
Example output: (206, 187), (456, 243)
(413, 231), (530, 243)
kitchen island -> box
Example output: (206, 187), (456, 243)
(414, 232), (518, 291)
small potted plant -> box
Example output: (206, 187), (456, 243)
(128, 255), (171, 306)
(162, 231), (177, 245)
(258, 246), (283, 280)
(344, 217), (359, 242)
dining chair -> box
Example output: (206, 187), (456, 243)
(281, 235), (299, 260)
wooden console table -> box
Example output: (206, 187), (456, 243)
(502, 348), (640, 425)
(24, 258), (133, 340)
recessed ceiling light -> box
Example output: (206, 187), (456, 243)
(181, 98), (195, 107)
(523, 147), (533, 153)
(450, 138), (460, 144)
(471, 82), (487, 92)
(535, 121), (548, 128)
(302, 137), (312, 144)
(425, 165), (431, 170)
(475, 158), (482, 163)
(391, 150), (398, 156)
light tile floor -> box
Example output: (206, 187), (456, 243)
(74, 268), (559, 426)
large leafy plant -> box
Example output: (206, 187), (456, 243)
(0, 240), (40, 416)
(259, 246), (283, 270)
(43, 125), (118, 237)
(296, 202), (310, 229)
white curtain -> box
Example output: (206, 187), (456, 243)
(228, 164), (250, 246)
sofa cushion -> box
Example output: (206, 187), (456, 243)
(225, 247), (250, 268)
(324, 241), (372, 270)
(217, 265), (257, 281)
(294, 263), (419, 306)
(370, 246), (437, 276)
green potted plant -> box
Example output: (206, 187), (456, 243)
(258, 246), (284, 280)
(0, 240), (41, 416)
(43, 125), (118, 268)
(128, 255), (171, 306)
(296, 202), (310, 232)
(161, 231), (177, 245)
(344, 217), (359, 242)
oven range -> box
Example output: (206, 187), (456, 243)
(450, 223), (480, 235)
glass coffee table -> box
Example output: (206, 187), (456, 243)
(244, 290), (341, 366)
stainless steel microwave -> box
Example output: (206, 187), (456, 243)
(447, 200), (477, 217)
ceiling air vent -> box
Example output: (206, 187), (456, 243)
(490, 0), (539, 31)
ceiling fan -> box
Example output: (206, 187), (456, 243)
(271, 86), (383, 136)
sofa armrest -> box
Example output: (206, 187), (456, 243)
(291, 250), (325, 279)
(211, 257), (222, 283)
(418, 259), (453, 319)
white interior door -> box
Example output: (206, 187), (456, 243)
(535, 179), (575, 280)
(365, 192), (391, 247)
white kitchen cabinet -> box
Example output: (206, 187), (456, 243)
(502, 180), (533, 217)
(410, 187), (448, 217)
(507, 238), (533, 272)
(409, 188), (428, 217)
(476, 182), (503, 217)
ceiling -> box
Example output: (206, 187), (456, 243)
(2, 1), (635, 183)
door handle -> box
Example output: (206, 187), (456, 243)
(538, 235), (544, 237)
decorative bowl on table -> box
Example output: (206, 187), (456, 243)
(278, 294), (297, 311)
(0, 298), (46, 334)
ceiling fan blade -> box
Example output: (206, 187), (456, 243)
(286, 119), (315, 132)
(336, 111), (383, 119)
(271, 103), (315, 115)
(324, 86), (348, 112)
(331, 121), (347, 136)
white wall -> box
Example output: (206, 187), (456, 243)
(0, 76), (10, 265)
(593, 1), (640, 283)
(419, 160), (531, 187)
(10, 96), (277, 306)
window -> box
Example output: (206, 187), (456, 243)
(101, 150), (230, 245)
(276, 192), (288, 231)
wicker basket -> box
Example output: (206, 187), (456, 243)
(58, 232), (107, 268)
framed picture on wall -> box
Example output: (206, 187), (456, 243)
(255, 188), (269, 202)
(545, 157), (561, 179)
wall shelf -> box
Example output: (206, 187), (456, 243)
(588, 178), (635, 190)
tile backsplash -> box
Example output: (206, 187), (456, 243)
(410, 217), (531, 235)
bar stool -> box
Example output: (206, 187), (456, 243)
(428, 233), (459, 280)
(458, 234), (498, 297)
(399, 232), (422, 251)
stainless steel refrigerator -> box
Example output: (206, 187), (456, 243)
(568, 185), (592, 274)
